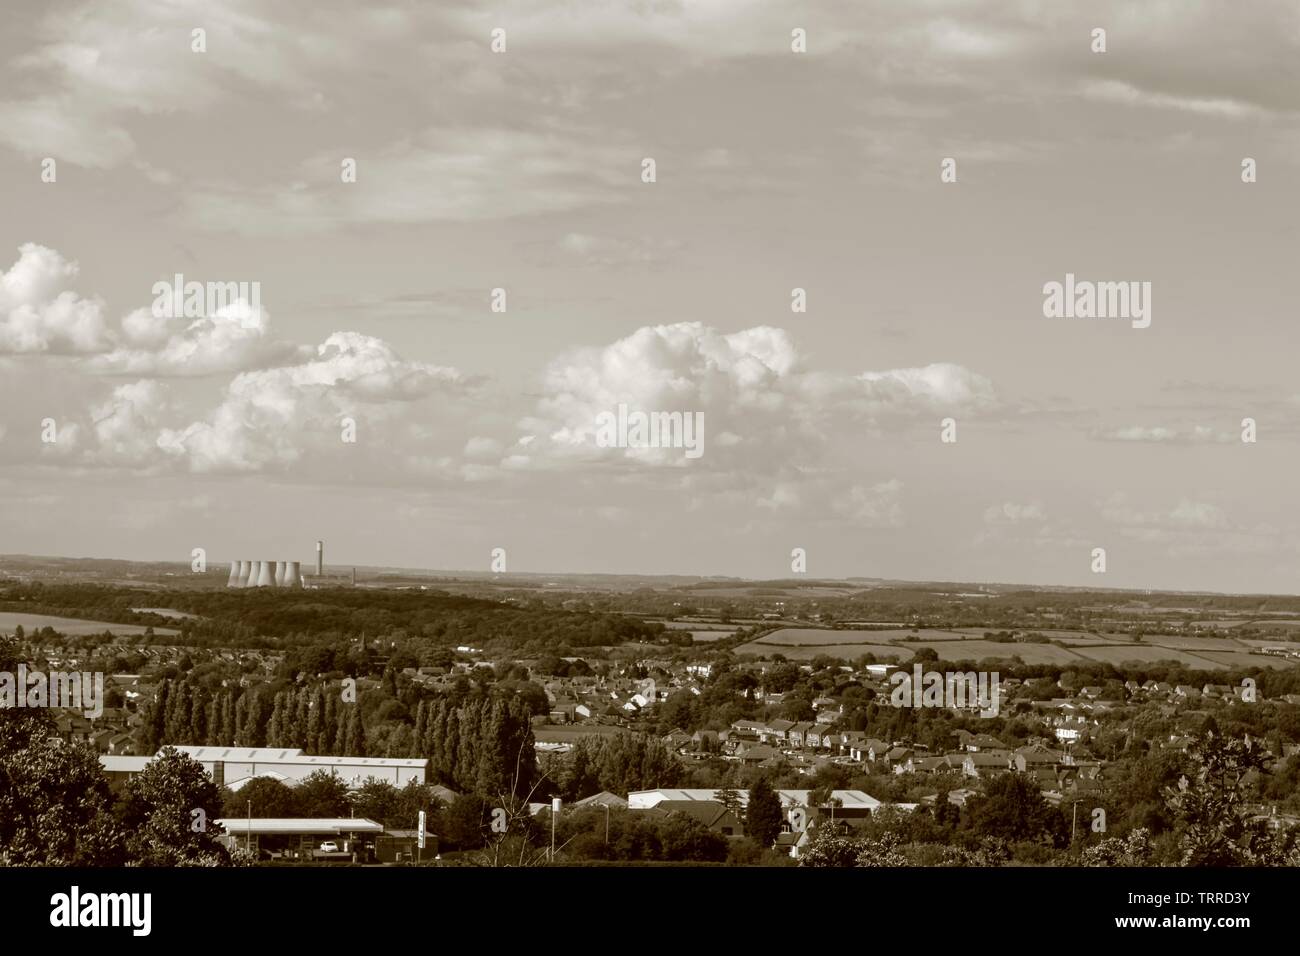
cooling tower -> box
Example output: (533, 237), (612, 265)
(227, 562), (240, 588)
(236, 560), (252, 588)
(243, 561), (260, 587)
(285, 561), (302, 588)
(256, 561), (275, 588)
(274, 561), (288, 587)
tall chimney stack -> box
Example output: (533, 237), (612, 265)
(316, 540), (324, 577)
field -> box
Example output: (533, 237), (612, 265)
(910, 640), (1084, 665)
(532, 724), (628, 744)
(1193, 651), (1297, 669)
(0, 611), (179, 637)
(1135, 634), (1252, 651)
(1069, 645), (1233, 668)
(735, 641), (910, 661)
(736, 625), (1297, 670)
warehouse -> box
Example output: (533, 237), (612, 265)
(100, 745), (427, 791)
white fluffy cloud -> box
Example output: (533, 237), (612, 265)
(0, 244), (112, 354)
(88, 380), (172, 465)
(90, 300), (306, 376)
(511, 322), (996, 471)
(0, 243), (305, 375)
(157, 332), (470, 473)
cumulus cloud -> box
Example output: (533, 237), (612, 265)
(856, 363), (997, 414)
(0, 243), (313, 376)
(89, 300), (307, 376)
(507, 322), (995, 482)
(0, 244), (112, 354)
(87, 380), (172, 465)
(157, 332), (471, 473)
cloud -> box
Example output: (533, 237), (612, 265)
(1090, 424), (1237, 444)
(157, 332), (471, 473)
(0, 244), (313, 375)
(984, 501), (1046, 525)
(1101, 493), (1229, 531)
(541, 233), (685, 270)
(89, 300), (307, 377)
(509, 322), (995, 474)
(182, 127), (633, 233)
(0, 244), (112, 354)
(856, 363), (997, 414)
(87, 380), (173, 465)
(834, 479), (906, 528)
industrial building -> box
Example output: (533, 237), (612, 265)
(100, 746), (428, 791)
(216, 817), (386, 861)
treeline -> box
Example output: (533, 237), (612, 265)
(1, 582), (665, 652)
(542, 733), (683, 801)
(136, 680), (366, 756)
(137, 677), (539, 799)
(412, 697), (536, 797)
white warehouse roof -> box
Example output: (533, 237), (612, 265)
(216, 818), (385, 836)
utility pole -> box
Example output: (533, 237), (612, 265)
(604, 802), (610, 844)
(246, 799), (252, 856)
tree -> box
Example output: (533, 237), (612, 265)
(1164, 731), (1268, 866)
(1080, 828), (1155, 867)
(294, 770), (351, 817)
(229, 777), (298, 817)
(714, 785), (743, 817)
(745, 776), (783, 848)
(659, 814), (727, 862)
(965, 773), (1061, 845)
(121, 747), (233, 866)
(798, 828), (861, 867)
(0, 728), (124, 866)
(443, 793), (491, 850)
(353, 780), (406, 828)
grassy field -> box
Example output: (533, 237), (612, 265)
(910, 640), (1084, 665)
(1192, 651), (1297, 669)
(1135, 634), (1251, 650)
(533, 724), (628, 744)
(735, 640), (910, 661)
(1069, 645), (1230, 668)
(732, 622), (1300, 670)
(0, 611), (179, 637)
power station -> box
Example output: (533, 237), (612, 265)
(227, 559), (302, 589)
(227, 541), (351, 589)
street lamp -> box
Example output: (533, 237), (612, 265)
(551, 797), (562, 861)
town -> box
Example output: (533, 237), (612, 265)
(2, 557), (1299, 868)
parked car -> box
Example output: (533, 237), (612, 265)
(319, 841), (339, 853)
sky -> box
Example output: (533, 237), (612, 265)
(0, 0), (1298, 593)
